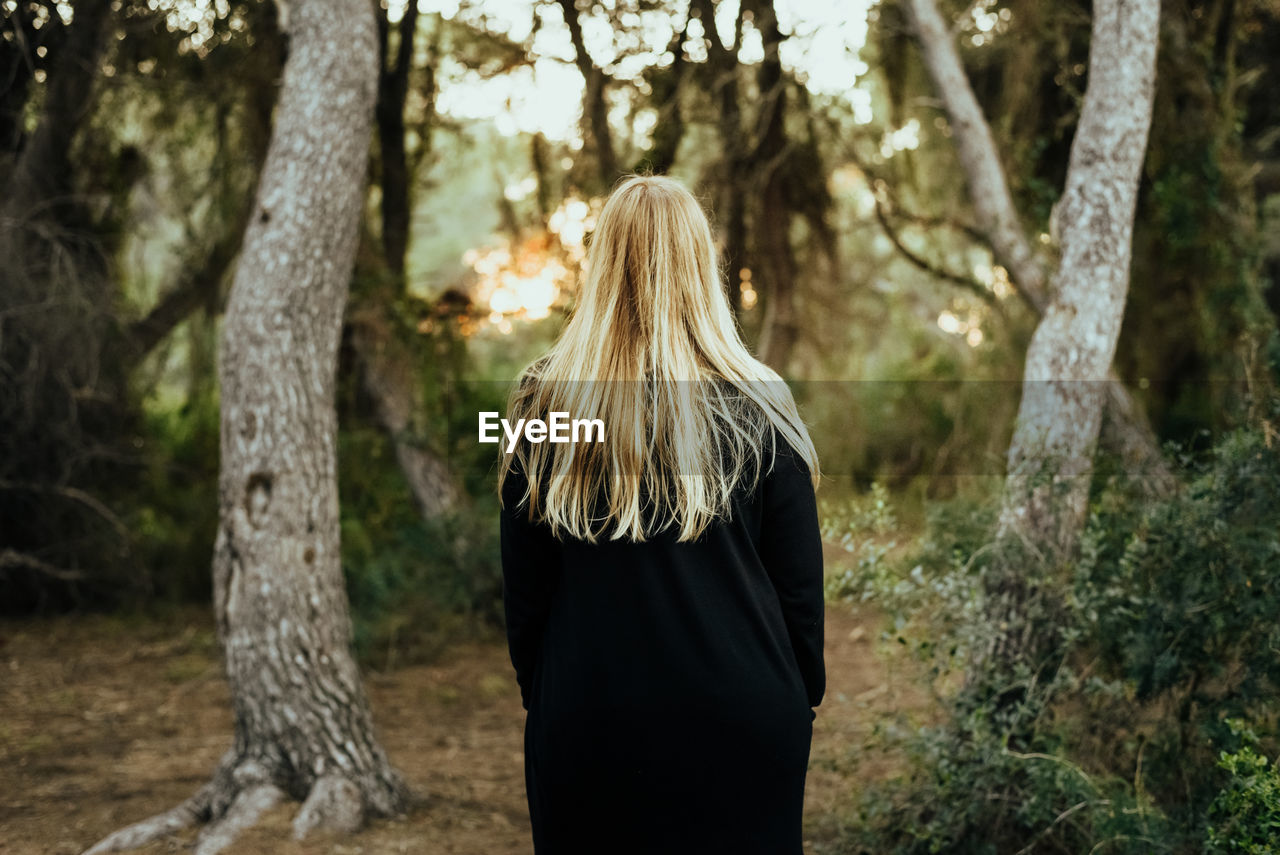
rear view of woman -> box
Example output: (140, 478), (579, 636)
(499, 175), (824, 854)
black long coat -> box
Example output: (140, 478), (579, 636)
(500, 436), (825, 854)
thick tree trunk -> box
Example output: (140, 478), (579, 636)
(903, 0), (1176, 505)
(211, 0), (406, 827)
(995, 0), (1160, 558)
(82, 0), (406, 851)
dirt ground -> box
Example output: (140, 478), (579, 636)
(0, 601), (924, 855)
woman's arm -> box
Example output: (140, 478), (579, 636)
(500, 465), (561, 710)
(759, 437), (826, 709)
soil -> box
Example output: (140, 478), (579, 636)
(0, 600), (926, 855)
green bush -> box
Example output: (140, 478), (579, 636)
(836, 420), (1280, 855)
(110, 389), (222, 605)
(1206, 738), (1280, 855)
(337, 420), (503, 669)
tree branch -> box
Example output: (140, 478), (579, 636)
(556, 0), (618, 188)
(124, 223), (243, 363)
(0, 549), (86, 582)
(901, 0), (1050, 313)
(872, 192), (998, 308)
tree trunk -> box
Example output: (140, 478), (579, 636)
(375, 0), (421, 281)
(363, 7), (460, 518)
(633, 17), (689, 175)
(693, 0), (748, 317)
(348, 301), (463, 519)
(212, 0), (406, 827)
(995, 0), (1160, 559)
(903, 0), (1176, 505)
(82, 0), (406, 850)
(1, 0), (110, 220)
(750, 0), (798, 371)
(557, 0), (618, 191)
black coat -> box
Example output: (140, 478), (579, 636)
(500, 436), (825, 854)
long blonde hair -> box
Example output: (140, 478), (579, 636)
(498, 175), (819, 542)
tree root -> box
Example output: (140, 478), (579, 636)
(194, 781), (284, 855)
(292, 774), (364, 839)
(81, 775), (217, 855)
(81, 758), (386, 855)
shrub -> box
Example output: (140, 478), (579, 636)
(1206, 738), (1280, 855)
(836, 420), (1280, 855)
(338, 421), (503, 668)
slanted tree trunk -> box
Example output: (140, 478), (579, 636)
(995, 0), (1160, 558)
(348, 303), (463, 519)
(361, 1), (461, 519)
(82, 0), (407, 851)
(904, 0), (1175, 509)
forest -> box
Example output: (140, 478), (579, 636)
(2, 0), (1279, 852)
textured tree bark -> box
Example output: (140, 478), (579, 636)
(81, 0), (407, 850)
(995, 0), (1160, 558)
(903, 0), (1176, 506)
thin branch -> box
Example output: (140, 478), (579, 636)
(0, 549), (86, 581)
(0, 479), (129, 538)
(872, 193), (999, 308)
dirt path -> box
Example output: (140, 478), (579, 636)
(0, 604), (918, 854)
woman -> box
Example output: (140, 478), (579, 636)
(499, 175), (824, 854)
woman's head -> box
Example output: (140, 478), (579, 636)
(554, 174), (740, 382)
(501, 174), (819, 542)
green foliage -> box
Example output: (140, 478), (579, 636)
(120, 389), (222, 603)
(839, 421), (1280, 855)
(800, 350), (1019, 494)
(337, 420), (503, 669)
(1076, 428), (1280, 814)
(1206, 735), (1280, 855)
